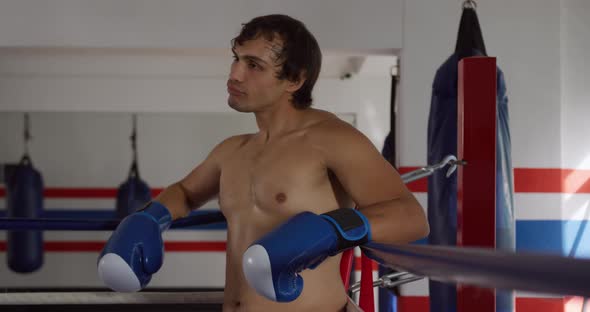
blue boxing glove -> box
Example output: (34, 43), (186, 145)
(242, 208), (371, 302)
(97, 201), (172, 292)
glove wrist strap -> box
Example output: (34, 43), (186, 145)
(138, 201), (172, 232)
(321, 208), (371, 252)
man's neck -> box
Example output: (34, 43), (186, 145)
(254, 99), (307, 141)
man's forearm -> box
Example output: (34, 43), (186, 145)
(154, 182), (194, 220)
(359, 197), (429, 245)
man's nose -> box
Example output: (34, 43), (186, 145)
(229, 62), (245, 83)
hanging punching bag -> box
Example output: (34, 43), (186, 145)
(115, 163), (151, 219)
(494, 62), (515, 312)
(427, 3), (515, 312)
(116, 115), (151, 218)
(5, 155), (44, 273)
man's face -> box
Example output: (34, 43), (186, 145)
(227, 36), (291, 113)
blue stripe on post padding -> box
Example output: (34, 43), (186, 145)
(516, 220), (590, 258)
(0, 209), (227, 230)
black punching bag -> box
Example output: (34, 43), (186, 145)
(5, 155), (44, 273)
(116, 166), (152, 219)
(116, 115), (151, 218)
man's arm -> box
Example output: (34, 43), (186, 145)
(98, 135), (246, 292)
(314, 120), (429, 244)
(153, 135), (243, 220)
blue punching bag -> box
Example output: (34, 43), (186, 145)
(495, 65), (516, 312)
(116, 115), (151, 218)
(5, 156), (44, 273)
(427, 52), (460, 312)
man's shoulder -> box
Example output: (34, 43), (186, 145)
(302, 109), (346, 131)
(221, 133), (253, 147)
(306, 111), (361, 142)
(302, 111), (372, 158)
(304, 112), (380, 167)
(210, 134), (253, 159)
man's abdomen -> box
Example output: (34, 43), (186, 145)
(224, 255), (347, 312)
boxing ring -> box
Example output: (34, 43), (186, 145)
(1, 154), (589, 309)
(1, 57), (589, 311)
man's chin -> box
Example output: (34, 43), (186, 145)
(228, 99), (250, 112)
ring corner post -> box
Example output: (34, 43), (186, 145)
(457, 56), (497, 312)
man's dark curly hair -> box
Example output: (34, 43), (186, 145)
(232, 14), (322, 109)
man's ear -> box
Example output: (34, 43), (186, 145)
(286, 72), (307, 93)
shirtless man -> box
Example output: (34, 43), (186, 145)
(97, 14), (429, 311)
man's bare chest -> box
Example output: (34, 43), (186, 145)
(218, 139), (327, 214)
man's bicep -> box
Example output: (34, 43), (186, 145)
(178, 136), (239, 209)
(179, 157), (221, 208)
(179, 135), (246, 207)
